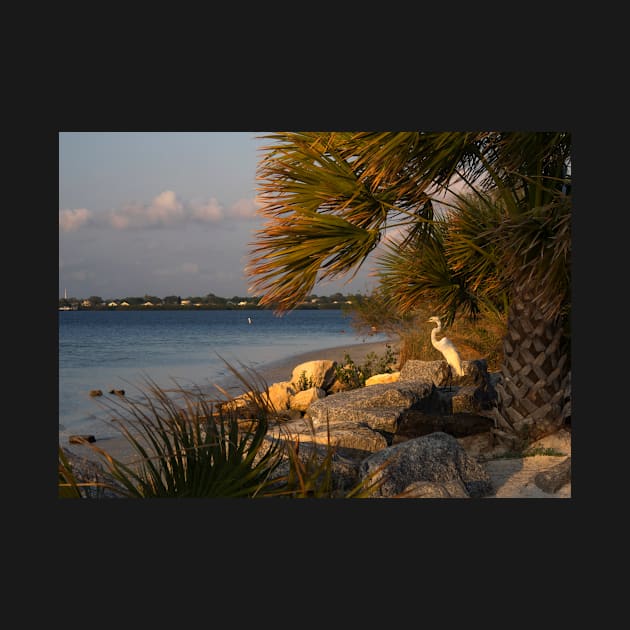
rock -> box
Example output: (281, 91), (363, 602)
(365, 372), (401, 386)
(359, 431), (493, 498)
(534, 457), (571, 493)
(262, 439), (363, 495)
(399, 479), (470, 498)
(289, 387), (327, 412)
(451, 385), (483, 414)
(306, 380), (433, 433)
(303, 421), (388, 455)
(393, 410), (495, 443)
(456, 431), (510, 460)
(291, 360), (337, 391)
(89, 389), (103, 397)
(399, 360), (449, 386)
(263, 381), (296, 411)
(400, 358), (496, 394)
(108, 389), (125, 396)
(69, 434), (96, 444)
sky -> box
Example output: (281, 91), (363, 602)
(58, 132), (380, 301)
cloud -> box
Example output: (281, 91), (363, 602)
(229, 197), (259, 219)
(190, 197), (224, 222)
(59, 208), (92, 232)
(60, 191), (261, 233)
(107, 190), (185, 229)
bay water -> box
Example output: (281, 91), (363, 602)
(59, 308), (383, 442)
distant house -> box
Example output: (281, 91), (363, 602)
(181, 299), (192, 305)
(119, 301), (130, 307)
(237, 301), (248, 306)
(108, 301), (118, 307)
(143, 301), (154, 307)
(81, 299), (92, 307)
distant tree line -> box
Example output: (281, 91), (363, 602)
(58, 292), (362, 311)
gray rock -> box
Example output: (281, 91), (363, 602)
(306, 380), (433, 433)
(310, 421), (388, 456)
(399, 360), (450, 386)
(400, 359), (496, 398)
(265, 441), (363, 495)
(359, 431), (493, 498)
(534, 457), (571, 493)
(393, 410), (494, 443)
(399, 479), (470, 498)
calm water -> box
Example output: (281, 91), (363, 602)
(59, 309), (383, 441)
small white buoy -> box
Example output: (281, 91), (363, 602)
(247, 317), (252, 324)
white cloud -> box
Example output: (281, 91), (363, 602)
(107, 190), (185, 229)
(60, 191), (259, 233)
(59, 208), (92, 232)
(190, 198), (224, 222)
(229, 197), (259, 219)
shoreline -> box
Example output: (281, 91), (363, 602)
(64, 336), (399, 465)
(212, 336), (397, 396)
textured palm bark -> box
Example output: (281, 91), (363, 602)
(491, 287), (570, 444)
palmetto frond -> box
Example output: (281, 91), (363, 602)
(249, 131), (571, 320)
(444, 191), (507, 300)
(493, 193), (571, 322)
(250, 132), (433, 311)
(248, 209), (380, 311)
(377, 222), (483, 326)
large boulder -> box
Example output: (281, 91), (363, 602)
(399, 360), (450, 386)
(298, 421), (388, 456)
(400, 358), (495, 390)
(359, 431), (493, 498)
(305, 380), (433, 433)
(400, 359), (497, 414)
(291, 360), (337, 391)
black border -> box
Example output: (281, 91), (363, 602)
(36, 50), (599, 611)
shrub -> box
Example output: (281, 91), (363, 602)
(296, 370), (314, 391)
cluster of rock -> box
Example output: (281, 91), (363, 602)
(224, 356), (570, 498)
(65, 356), (571, 499)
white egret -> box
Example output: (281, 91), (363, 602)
(427, 316), (464, 391)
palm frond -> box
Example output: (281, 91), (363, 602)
(248, 209), (380, 312)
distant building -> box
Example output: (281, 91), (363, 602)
(108, 301), (118, 307)
(119, 301), (130, 307)
(143, 301), (154, 307)
(181, 299), (192, 305)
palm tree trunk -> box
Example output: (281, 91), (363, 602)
(491, 285), (570, 445)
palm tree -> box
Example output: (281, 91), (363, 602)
(247, 132), (571, 444)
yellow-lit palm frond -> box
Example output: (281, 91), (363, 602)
(248, 209), (380, 312)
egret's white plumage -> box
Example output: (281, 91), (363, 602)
(427, 316), (464, 385)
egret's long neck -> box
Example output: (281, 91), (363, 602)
(430, 324), (441, 349)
